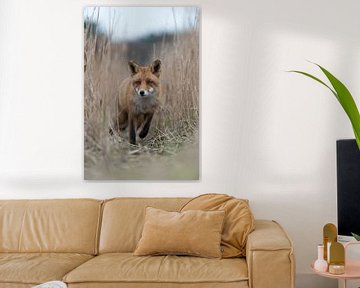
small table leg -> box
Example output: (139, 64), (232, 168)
(342, 279), (347, 288)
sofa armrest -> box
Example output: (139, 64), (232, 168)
(246, 220), (295, 288)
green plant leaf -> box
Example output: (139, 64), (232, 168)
(288, 70), (337, 99)
(289, 64), (360, 150)
(316, 64), (360, 149)
(351, 232), (360, 241)
(353, 128), (360, 150)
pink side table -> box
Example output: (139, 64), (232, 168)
(311, 242), (360, 288)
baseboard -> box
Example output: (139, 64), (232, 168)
(296, 273), (337, 288)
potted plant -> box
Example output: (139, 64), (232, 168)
(290, 63), (360, 149)
(290, 63), (360, 240)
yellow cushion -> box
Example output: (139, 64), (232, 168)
(181, 194), (254, 258)
(134, 207), (225, 258)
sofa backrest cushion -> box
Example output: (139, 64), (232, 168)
(0, 199), (102, 254)
(181, 194), (254, 258)
(99, 198), (189, 253)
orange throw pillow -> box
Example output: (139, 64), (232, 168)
(181, 194), (254, 258)
(134, 207), (225, 258)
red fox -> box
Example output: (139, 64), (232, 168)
(112, 59), (162, 145)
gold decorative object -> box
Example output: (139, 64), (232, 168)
(323, 223), (337, 261)
(329, 242), (345, 274)
(328, 264), (345, 275)
(329, 242), (345, 264)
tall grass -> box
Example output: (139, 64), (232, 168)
(84, 8), (199, 179)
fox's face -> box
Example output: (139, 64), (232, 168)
(128, 59), (161, 97)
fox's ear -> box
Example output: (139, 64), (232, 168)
(128, 61), (139, 75)
(151, 59), (161, 77)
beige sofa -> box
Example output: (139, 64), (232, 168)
(0, 198), (295, 288)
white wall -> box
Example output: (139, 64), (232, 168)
(1, 0), (359, 287)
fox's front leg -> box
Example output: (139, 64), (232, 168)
(129, 115), (137, 145)
(139, 113), (154, 139)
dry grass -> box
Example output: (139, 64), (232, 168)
(84, 8), (199, 180)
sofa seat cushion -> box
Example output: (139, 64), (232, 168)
(67, 283), (249, 288)
(63, 253), (248, 285)
(0, 253), (93, 285)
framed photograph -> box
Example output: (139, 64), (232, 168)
(84, 6), (200, 180)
